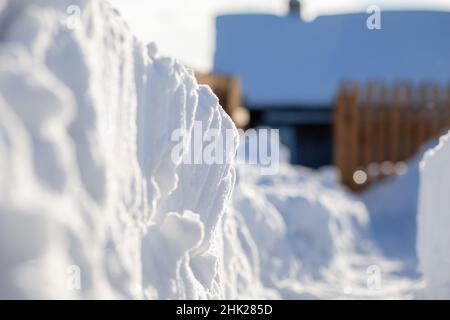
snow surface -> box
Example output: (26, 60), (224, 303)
(0, 0), (237, 299)
(231, 163), (419, 299)
(417, 131), (450, 299)
(0, 0), (423, 299)
(214, 12), (450, 107)
(361, 145), (435, 275)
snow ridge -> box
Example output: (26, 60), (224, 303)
(0, 0), (237, 299)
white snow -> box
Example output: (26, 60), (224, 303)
(230, 163), (418, 299)
(0, 0), (237, 299)
(361, 154), (422, 271)
(0, 0), (428, 300)
(417, 131), (450, 299)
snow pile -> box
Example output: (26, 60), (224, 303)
(0, 0), (241, 299)
(361, 140), (439, 276)
(231, 162), (403, 299)
(362, 156), (421, 271)
(417, 131), (450, 299)
(234, 165), (365, 298)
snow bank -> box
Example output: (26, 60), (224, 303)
(0, 0), (241, 299)
(362, 155), (421, 270)
(417, 131), (450, 299)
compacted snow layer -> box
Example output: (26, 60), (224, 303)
(0, 0), (420, 299)
(417, 132), (450, 299)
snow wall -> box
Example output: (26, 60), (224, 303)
(0, 0), (372, 299)
(417, 131), (450, 299)
(0, 0), (240, 299)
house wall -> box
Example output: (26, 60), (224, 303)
(249, 108), (333, 168)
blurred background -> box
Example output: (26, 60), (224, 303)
(112, 0), (450, 191)
(110, 0), (450, 71)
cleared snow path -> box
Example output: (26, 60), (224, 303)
(231, 162), (422, 299)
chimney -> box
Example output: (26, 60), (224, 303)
(288, 0), (301, 19)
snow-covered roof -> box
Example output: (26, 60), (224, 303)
(213, 11), (450, 108)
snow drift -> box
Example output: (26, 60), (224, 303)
(0, 0), (239, 299)
(417, 131), (450, 299)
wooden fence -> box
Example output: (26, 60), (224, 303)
(334, 82), (450, 191)
(195, 72), (249, 129)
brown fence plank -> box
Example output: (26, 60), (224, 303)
(334, 82), (450, 191)
(334, 85), (347, 184)
(378, 84), (387, 164)
(390, 84), (400, 162)
(348, 84), (360, 190)
(363, 84), (374, 167)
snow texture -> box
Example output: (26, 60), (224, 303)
(417, 131), (450, 299)
(0, 0), (237, 299)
